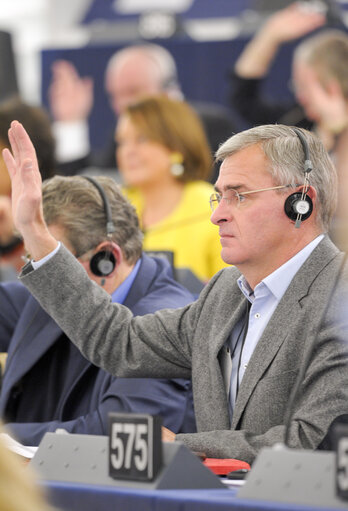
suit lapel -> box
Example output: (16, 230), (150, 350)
(231, 292), (302, 428)
(123, 255), (153, 309)
(203, 274), (246, 426)
(211, 295), (247, 360)
(231, 236), (341, 428)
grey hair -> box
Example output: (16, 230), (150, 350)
(106, 43), (183, 99)
(293, 29), (348, 99)
(42, 175), (143, 263)
(216, 124), (337, 231)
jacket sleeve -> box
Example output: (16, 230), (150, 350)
(20, 245), (211, 379)
(6, 377), (196, 446)
(229, 71), (296, 126)
(0, 283), (30, 351)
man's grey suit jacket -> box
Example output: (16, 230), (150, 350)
(21, 236), (348, 463)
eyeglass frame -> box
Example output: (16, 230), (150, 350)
(209, 184), (303, 212)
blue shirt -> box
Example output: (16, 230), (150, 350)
(228, 234), (324, 417)
(111, 258), (141, 304)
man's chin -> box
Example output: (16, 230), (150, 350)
(220, 247), (239, 266)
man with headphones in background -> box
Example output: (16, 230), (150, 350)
(0, 174), (196, 446)
(4, 122), (348, 463)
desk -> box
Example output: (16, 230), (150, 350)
(43, 481), (345, 511)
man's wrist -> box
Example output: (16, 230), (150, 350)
(31, 242), (61, 269)
(20, 225), (58, 262)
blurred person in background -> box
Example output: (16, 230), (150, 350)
(0, 97), (56, 279)
(0, 424), (56, 511)
(0, 175), (196, 446)
(231, 3), (348, 249)
(230, 2), (326, 129)
(117, 95), (228, 282)
(49, 43), (236, 182)
(290, 29), (348, 250)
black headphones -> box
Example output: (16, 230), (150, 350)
(284, 128), (314, 228)
(83, 176), (117, 277)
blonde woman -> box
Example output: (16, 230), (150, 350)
(116, 95), (228, 282)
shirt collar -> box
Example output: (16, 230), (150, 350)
(238, 234), (324, 302)
(111, 258), (141, 304)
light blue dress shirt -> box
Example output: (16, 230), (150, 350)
(110, 258), (141, 304)
(228, 234), (324, 418)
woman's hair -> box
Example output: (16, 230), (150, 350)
(123, 95), (213, 182)
(0, 96), (56, 180)
(294, 29), (348, 98)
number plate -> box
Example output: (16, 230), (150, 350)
(108, 413), (162, 481)
(333, 422), (348, 501)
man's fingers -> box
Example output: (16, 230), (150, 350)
(8, 125), (20, 164)
(2, 148), (16, 178)
(14, 121), (37, 160)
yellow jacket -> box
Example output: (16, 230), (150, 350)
(123, 181), (228, 282)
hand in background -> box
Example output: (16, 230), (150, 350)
(48, 60), (94, 122)
(235, 2), (326, 78)
(264, 2), (326, 45)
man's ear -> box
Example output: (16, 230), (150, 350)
(305, 185), (317, 204)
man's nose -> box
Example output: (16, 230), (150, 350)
(210, 199), (231, 225)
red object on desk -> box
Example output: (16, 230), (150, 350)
(203, 458), (250, 475)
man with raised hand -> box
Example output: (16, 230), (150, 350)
(3, 120), (348, 463)
(0, 171), (196, 445)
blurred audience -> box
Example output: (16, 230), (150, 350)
(231, 2), (326, 129)
(231, 3), (348, 249)
(49, 43), (236, 182)
(0, 97), (56, 279)
(116, 95), (227, 282)
(0, 174), (196, 446)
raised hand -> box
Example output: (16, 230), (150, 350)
(49, 60), (93, 122)
(2, 121), (58, 260)
(235, 2), (326, 79)
(264, 2), (327, 45)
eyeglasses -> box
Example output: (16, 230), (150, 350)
(209, 184), (298, 212)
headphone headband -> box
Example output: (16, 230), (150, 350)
(83, 176), (116, 237)
(82, 176), (116, 277)
(283, 128), (314, 228)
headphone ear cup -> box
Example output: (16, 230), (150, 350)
(284, 192), (313, 222)
(89, 250), (116, 277)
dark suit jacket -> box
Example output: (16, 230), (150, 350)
(229, 72), (313, 130)
(0, 255), (196, 445)
(20, 237), (348, 462)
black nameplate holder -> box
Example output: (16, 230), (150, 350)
(109, 412), (162, 481)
